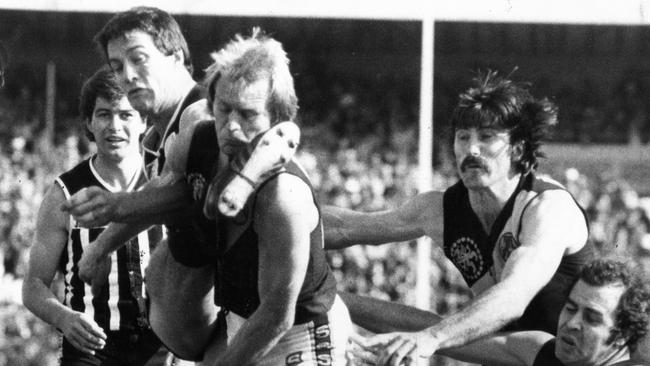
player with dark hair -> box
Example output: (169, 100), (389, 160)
(22, 68), (166, 365)
(325, 70), (594, 363)
(63, 7), (299, 362)
(349, 258), (649, 366)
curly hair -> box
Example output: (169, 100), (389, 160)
(450, 70), (558, 173)
(578, 258), (650, 351)
(93, 6), (193, 75)
(78, 68), (126, 142)
(203, 27), (298, 125)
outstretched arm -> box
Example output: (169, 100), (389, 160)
(22, 184), (107, 354)
(438, 331), (551, 366)
(397, 190), (588, 361)
(322, 191), (443, 250)
(338, 292), (442, 333)
(214, 174), (315, 365)
(61, 171), (190, 228)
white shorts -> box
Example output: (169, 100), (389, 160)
(200, 295), (352, 366)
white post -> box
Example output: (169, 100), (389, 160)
(415, 17), (434, 311)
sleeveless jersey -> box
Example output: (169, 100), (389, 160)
(142, 84), (206, 179)
(55, 158), (163, 331)
(443, 173), (594, 334)
(182, 121), (337, 325)
(215, 160), (337, 324)
(533, 340), (564, 366)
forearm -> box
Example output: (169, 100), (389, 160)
(425, 285), (528, 349)
(92, 221), (153, 257)
(114, 180), (190, 223)
(22, 278), (74, 330)
(322, 206), (423, 250)
(217, 305), (293, 365)
(438, 334), (524, 366)
(338, 292), (441, 333)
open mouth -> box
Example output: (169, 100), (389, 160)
(106, 136), (127, 144)
(559, 335), (577, 347)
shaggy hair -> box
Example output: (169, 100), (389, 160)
(450, 70), (558, 173)
(203, 28), (298, 125)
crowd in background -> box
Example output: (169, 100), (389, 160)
(1, 75), (650, 365)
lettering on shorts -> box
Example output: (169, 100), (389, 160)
(286, 351), (303, 365)
(314, 322), (333, 366)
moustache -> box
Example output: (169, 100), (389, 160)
(460, 156), (489, 172)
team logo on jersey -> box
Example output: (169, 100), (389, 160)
(497, 232), (520, 262)
(449, 237), (484, 281)
(187, 173), (207, 202)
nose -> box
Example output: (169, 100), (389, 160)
(226, 112), (243, 133)
(108, 114), (123, 131)
(123, 61), (138, 84)
(563, 311), (582, 331)
(467, 132), (481, 156)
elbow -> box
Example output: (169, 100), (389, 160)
(264, 302), (295, 335)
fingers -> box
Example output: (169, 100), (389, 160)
(80, 314), (107, 341)
(378, 336), (416, 366)
(65, 314), (107, 355)
(61, 187), (98, 212)
(60, 188), (112, 227)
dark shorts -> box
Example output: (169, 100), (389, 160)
(60, 328), (166, 366)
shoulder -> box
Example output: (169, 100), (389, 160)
(167, 100), (213, 173)
(256, 173), (313, 214)
(179, 99), (212, 133)
(522, 188), (584, 222)
(255, 173), (317, 229)
(518, 187), (588, 252)
(37, 181), (69, 227)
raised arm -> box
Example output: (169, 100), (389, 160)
(323, 190), (443, 250)
(214, 174), (315, 365)
(22, 184), (107, 354)
(414, 190), (588, 356)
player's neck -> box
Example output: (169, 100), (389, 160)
(92, 152), (142, 192)
(151, 77), (196, 136)
(467, 173), (521, 233)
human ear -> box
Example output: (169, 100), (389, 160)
(510, 141), (524, 162)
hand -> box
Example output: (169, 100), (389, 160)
(60, 311), (107, 355)
(347, 331), (439, 366)
(78, 244), (111, 296)
(346, 332), (414, 366)
(61, 187), (119, 227)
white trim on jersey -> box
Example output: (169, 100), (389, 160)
(79, 228), (96, 322)
(108, 250), (120, 330)
(136, 231), (151, 299)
